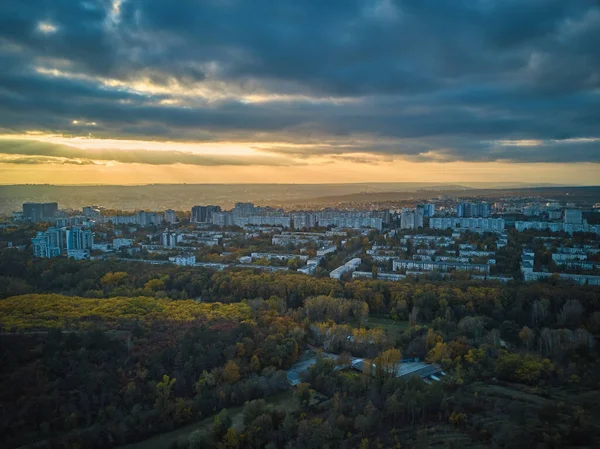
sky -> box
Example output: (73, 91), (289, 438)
(0, 0), (599, 185)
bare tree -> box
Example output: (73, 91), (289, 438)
(558, 300), (583, 327)
(409, 306), (420, 326)
(531, 299), (549, 327)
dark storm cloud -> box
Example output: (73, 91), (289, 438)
(0, 0), (599, 163)
(0, 139), (294, 166)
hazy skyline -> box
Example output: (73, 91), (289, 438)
(1, 1), (599, 184)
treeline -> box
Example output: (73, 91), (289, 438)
(3, 251), (600, 317)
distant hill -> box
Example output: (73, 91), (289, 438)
(0, 183), (594, 215)
(278, 186), (600, 209)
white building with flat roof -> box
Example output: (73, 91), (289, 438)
(330, 257), (362, 279)
(317, 245), (337, 257)
(112, 238), (133, 249)
(430, 217), (505, 232)
(393, 259), (489, 273)
(169, 255), (196, 266)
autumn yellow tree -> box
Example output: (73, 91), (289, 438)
(427, 341), (451, 364)
(222, 360), (240, 384)
(374, 348), (402, 380)
(144, 278), (166, 291)
(100, 271), (128, 286)
(250, 355), (261, 373)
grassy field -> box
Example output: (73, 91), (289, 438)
(365, 316), (410, 331)
(119, 391), (297, 449)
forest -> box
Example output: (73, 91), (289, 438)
(1, 249), (600, 448)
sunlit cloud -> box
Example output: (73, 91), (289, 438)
(33, 65), (359, 105)
(495, 140), (544, 147)
(3, 133), (259, 156)
(0, 136), (303, 167)
(37, 21), (58, 34)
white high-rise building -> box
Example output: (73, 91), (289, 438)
(232, 202), (255, 217)
(136, 211), (161, 226)
(191, 205), (221, 223)
(415, 205), (425, 228)
(136, 211), (147, 226)
(400, 210), (416, 229)
(32, 227), (65, 258)
(564, 209), (583, 225)
(64, 227), (93, 259)
(292, 213), (316, 230)
(161, 232), (178, 247)
(212, 212), (233, 227)
(423, 204), (436, 217)
(32, 233), (53, 258)
(164, 209), (177, 224)
(32, 227), (96, 258)
(66, 227), (93, 251)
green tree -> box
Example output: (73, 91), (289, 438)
(155, 374), (176, 412)
(295, 383), (313, 408)
(250, 355), (261, 373)
(212, 408), (232, 440)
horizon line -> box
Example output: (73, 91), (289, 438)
(2, 182), (597, 188)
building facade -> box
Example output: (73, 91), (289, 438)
(23, 202), (58, 222)
(164, 209), (177, 224)
(191, 205), (221, 223)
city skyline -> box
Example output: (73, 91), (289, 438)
(21, 197), (600, 286)
(1, 1), (599, 184)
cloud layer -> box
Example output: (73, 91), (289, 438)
(0, 0), (599, 164)
(0, 139), (292, 166)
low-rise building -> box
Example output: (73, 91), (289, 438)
(459, 250), (495, 257)
(298, 264), (317, 275)
(169, 255), (196, 266)
(552, 253), (588, 263)
(352, 271), (406, 281)
(430, 217), (505, 232)
(317, 245), (337, 257)
(393, 259), (490, 273)
(330, 257), (362, 279)
(523, 271), (600, 285)
(250, 252), (309, 262)
(113, 238), (134, 249)
(92, 243), (112, 252)
(234, 264), (289, 272)
(66, 249), (90, 260)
